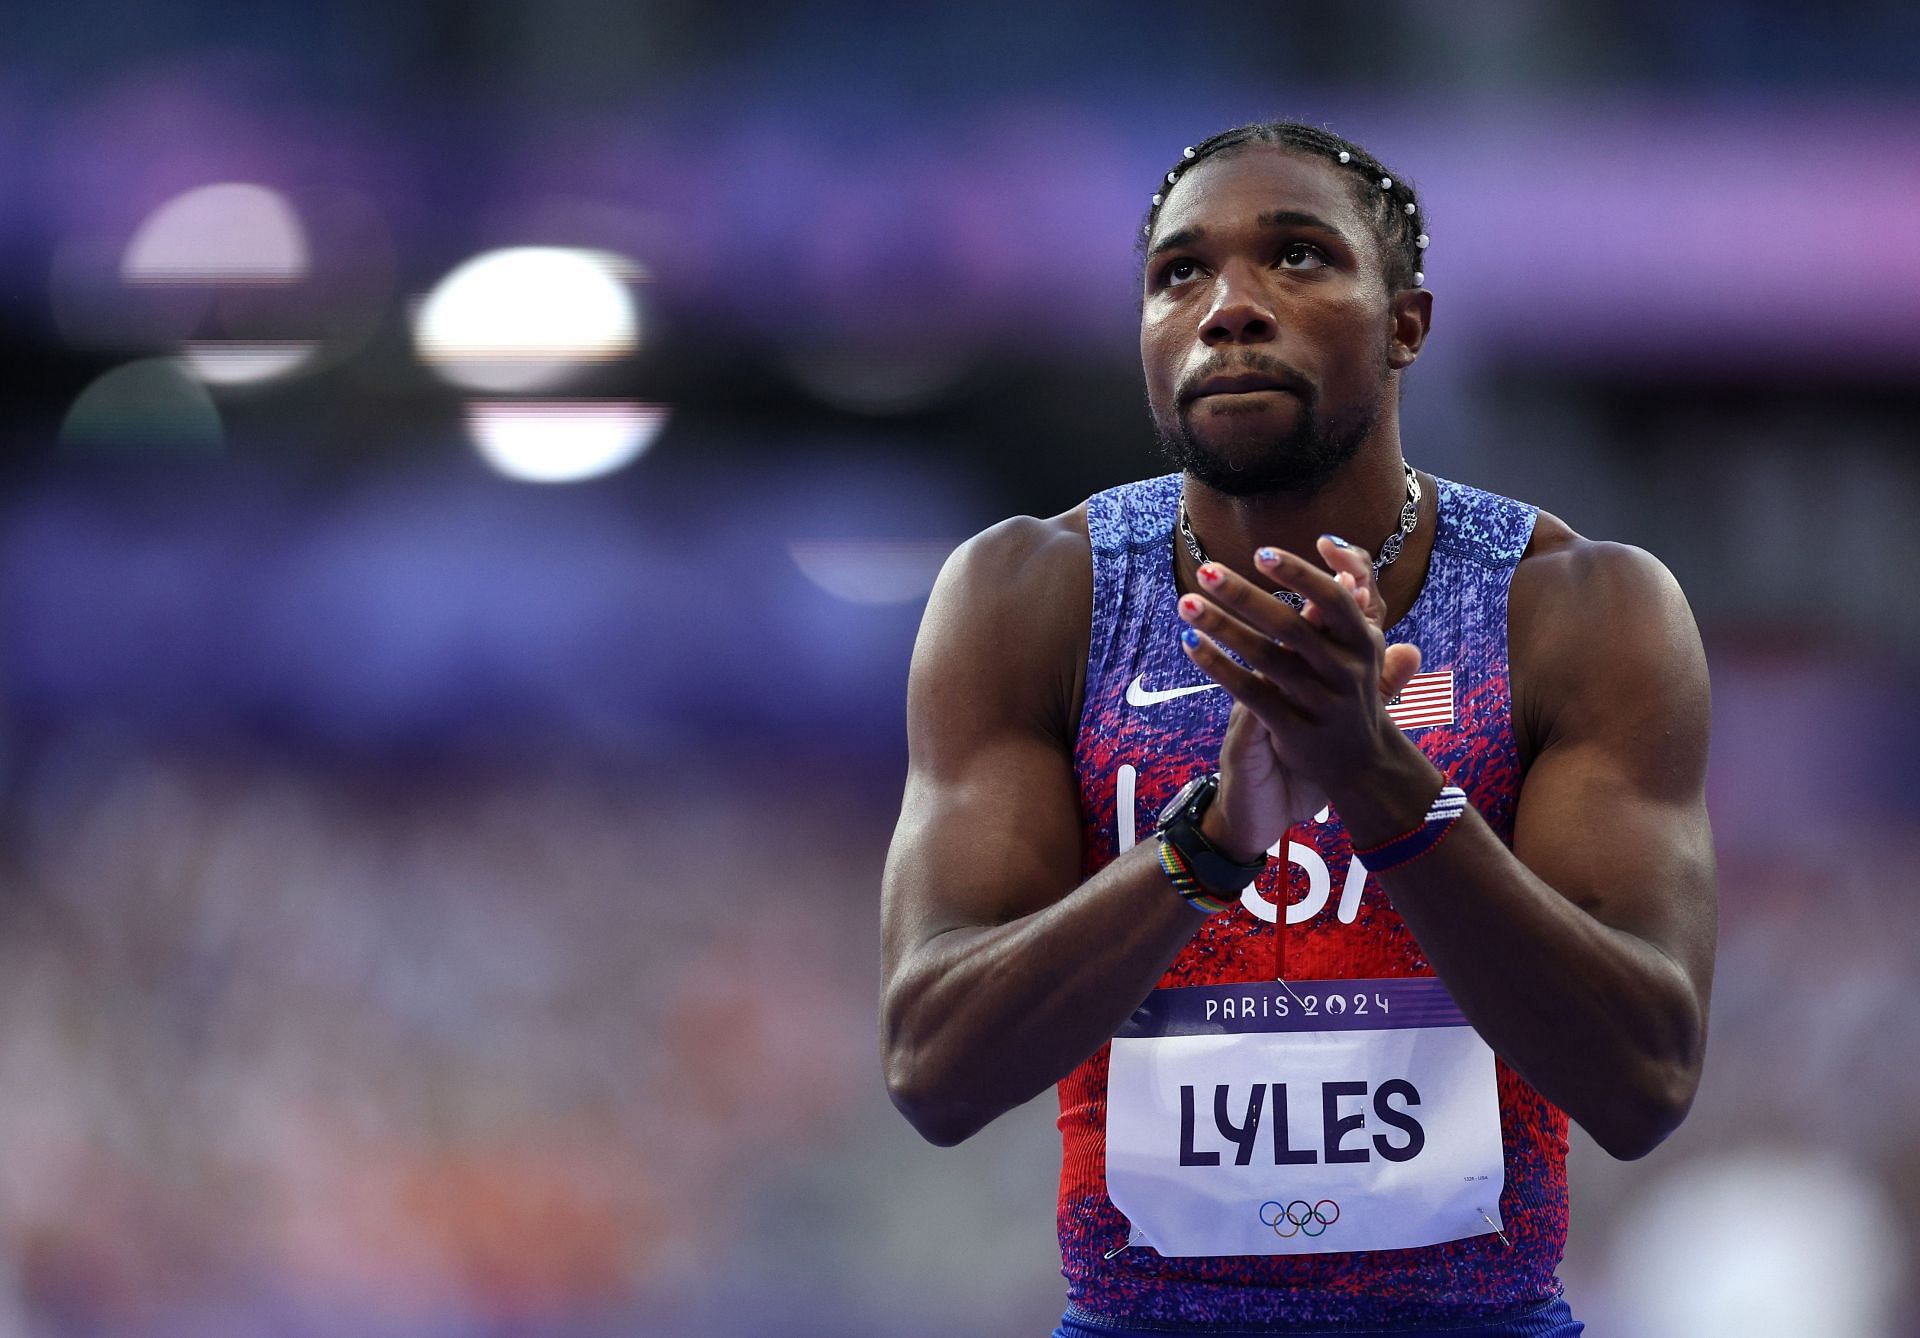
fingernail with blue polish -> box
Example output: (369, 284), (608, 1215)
(1256, 546), (1281, 564)
(1180, 627), (1202, 650)
(1322, 534), (1349, 548)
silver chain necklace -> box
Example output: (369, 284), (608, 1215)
(1178, 462), (1421, 611)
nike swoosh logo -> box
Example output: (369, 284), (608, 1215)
(1125, 674), (1224, 707)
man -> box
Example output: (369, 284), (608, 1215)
(879, 121), (1715, 1337)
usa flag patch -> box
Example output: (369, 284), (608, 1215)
(1385, 669), (1455, 730)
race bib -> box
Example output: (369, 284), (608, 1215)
(1106, 978), (1504, 1258)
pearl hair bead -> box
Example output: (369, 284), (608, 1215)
(1380, 176), (1392, 189)
(1413, 271), (1425, 286)
(1415, 234), (1429, 248)
(1337, 151), (1351, 163)
(1404, 202), (1416, 215)
(1183, 146), (1196, 158)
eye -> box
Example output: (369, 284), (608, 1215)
(1157, 257), (1205, 289)
(1278, 242), (1327, 270)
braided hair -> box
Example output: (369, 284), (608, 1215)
(1139, 121), (1428, 293)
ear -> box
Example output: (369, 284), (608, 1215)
(1386, 285), (1432, 370)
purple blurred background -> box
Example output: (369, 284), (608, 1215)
(1, 3), (1918, 1334)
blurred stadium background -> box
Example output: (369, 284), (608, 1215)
(2, 3), (1918, 1334)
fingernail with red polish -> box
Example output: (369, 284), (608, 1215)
(1198, 562), (1222, 586)
(1179, 594), (1202, 618)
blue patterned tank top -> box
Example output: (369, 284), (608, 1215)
(1057, 469), (1568, 1329)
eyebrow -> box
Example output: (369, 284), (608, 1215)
(1146, 209), (1349, 260)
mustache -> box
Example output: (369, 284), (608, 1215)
(1176, 354), (1315, 406)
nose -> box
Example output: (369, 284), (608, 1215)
(1200, 260), (1276, 347)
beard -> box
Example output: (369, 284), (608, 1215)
(1153, 374), (1380, 499)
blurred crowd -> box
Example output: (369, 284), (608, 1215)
(0, 738), (878, 1335)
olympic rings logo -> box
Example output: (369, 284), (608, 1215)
(1259, 1198), (1340, 1239)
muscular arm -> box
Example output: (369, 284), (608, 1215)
(1327, 536), (1717, 1160)
(879, 514), (1206, 1146)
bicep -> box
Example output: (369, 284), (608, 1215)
(1510, 544), (1717, 991)
(883, 734), (1084, 959)
(880, 521), (1089, 974)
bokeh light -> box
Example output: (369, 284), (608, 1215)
(60, 359), (224, 452)
(465, 400), (668, 483)
(414, 248), (642, 393)
(179, 340), (319, 386)
(120, 182), (310, 286)
(52, 180), (394, 391)
(788, 539), (957, 605)
(120, 183), (321, 387)
(785, 345), (970, 416)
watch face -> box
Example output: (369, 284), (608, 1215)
(1157, 773), (1212, 828)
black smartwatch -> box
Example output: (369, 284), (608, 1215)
(1155, 772), (1270, 895)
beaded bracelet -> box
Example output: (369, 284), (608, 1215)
(1157, 836), (1234, 914)
(1352, 784), (1468, 873)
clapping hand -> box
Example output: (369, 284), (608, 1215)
(1178, 537), (1424, 862)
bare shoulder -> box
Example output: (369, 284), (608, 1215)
(1508, 508), (1709, 771)
(1509, 508), (1697, 656)
(935, 503), (1090, 613)
(911, 502), (1093, 750)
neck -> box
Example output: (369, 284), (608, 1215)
(1177, 443), (1431, 622)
